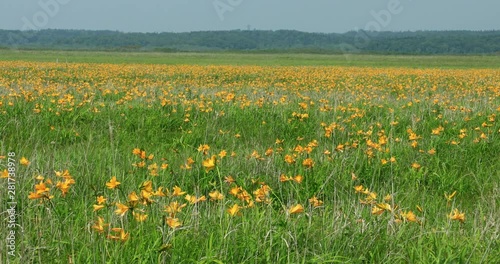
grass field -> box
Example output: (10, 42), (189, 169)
(0, 51), (499, 263)
(1, 49), (500, 68)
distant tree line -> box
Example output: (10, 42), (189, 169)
(0, 29), (499, 55)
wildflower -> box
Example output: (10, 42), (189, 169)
(197, 144), (210, 155)
(1, 169), (9, 178)
(132, 148), (142, 156)
(115, 203), (131, 217)
(309, 196), (323, 208)
(292, 175), (303, 183)
(92, 217), (109, 234)
(172, 186), (187, 196)
(164, 201), (186, 217)
(20, 157), (30, 166)
(449, 208), (465, 223)
(371, 205), (385, 215)
(202, 155), (217, 173)
(302, 158), (314, 168)
(166, 217), (182, 229)
(106, 176), (121, 189)
(401, 211), (418, 223)
(224, 175), (235, 184)
(284, 155), (296, 164)
(218, 150), (227, 158)
(93, 204), (105, 212)
(289, 204), (304, 214)
(376, 202), (392, 212)
(444, 191), (457, 206)
(227, 204), (242, 216)
(209, 190), (224, 201)
(265, 148), (273, 156)
(185, 194), (206, 204)
(56, 178), (75, 197)
(107, 228), (129, 242)
(128, 191), (140, 207)
(354, 185), (364, 193)
(133, 212), (148, 222)
(411, 162), (421, 170)
(140, 180), (153, 193)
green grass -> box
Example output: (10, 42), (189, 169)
(0, 59), (499, 263)
(0, 49), (499, 68)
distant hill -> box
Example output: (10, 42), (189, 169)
(0, 29), (499, 55)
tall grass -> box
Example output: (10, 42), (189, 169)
(0, 61), (499, 263)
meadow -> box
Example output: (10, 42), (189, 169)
(0, 52), (499, 263)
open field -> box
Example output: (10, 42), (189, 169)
(0, 54), (499, 263)
(1, 49), (500, 68)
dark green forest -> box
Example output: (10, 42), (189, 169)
(0, 29), (499, 55)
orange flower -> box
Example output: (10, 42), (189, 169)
(166, 217), (182, 229)
(308, 196), (323, 208)
(114, 203), (131, 216)
(133, 212), (148, 222)
(202, 155), (217, 173)
(289, 204), (304, 214)
(209, 190), (224, 201)
(302, 158), (314, 168)
(449, 208), (465, 223)
(164, 201), (186, 217)
(172, 186), (186, 196)
(227, 204), (242, 216)
(284, 155), (296, 164)
(92, 217), (109, 233)
(20, 157), (30, 166)
(93, 204), (105, 212)
(106, 176), (121, 189)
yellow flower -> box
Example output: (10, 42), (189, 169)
(202, 155), (217, 173)
(92, 217), (109, 233)
(56, 179), (74, 197)
(227, 204), (242, 216)
(106, 176), (121, 189)
(308, 196), (323, 208)
(371, 206), (385, 215)
(292, 175), (303, 184)
(449, 208), (465, 223)
(20, 157), (30, 166)
(209, 190), (224, 201)
(302, 158), (314, 168)
(133, 212), (148, 222)
(114, 203), (131, 216)
(289, 204), (304, 214)
(218, 150), (227, 158)
(185, 194), (207, 204)
(166, 217), (182, 229)
(284, 155), (295, 164)
(132, 148), (141, 156)
(376, 202), (392, 212)
(444, 191), (457, 202)
(197, 144), (210, 155)
(107, 228), (129, 242)
(1, 169), (9, 178)
(401, 211), (418, 223)
(172, 186), (186, 196)
(411, 162), (421, 170)
(93, 204), (105, 212)
(354, 185), (364, 193)
(164, 201), (186, 217)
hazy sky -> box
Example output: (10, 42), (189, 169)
(1, 0), (499, 33)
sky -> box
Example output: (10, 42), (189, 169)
(0, 0), (499, 33)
